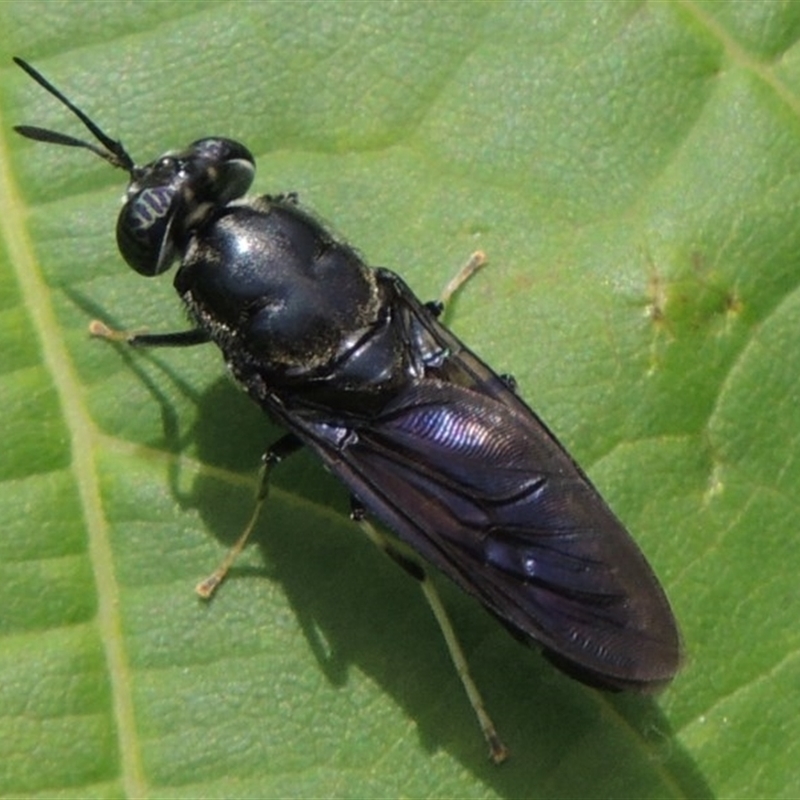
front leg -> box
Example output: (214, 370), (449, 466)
(90, 320), (210, 348)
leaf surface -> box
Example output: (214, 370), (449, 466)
(1, 2), (799, 797)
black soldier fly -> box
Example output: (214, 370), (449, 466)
(14, 57), (680, 762)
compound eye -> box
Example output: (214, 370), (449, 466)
(189, 138), (255, 203)
(116, 183), (179, 276)
(115, 139), (255, 277)
(152, 155), (179, 182)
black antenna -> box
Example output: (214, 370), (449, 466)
(13, 57), (136, 173)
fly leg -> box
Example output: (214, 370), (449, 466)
(425, 253), (518, 393)
(425, 250), (487, 318)
(89, 319), (211, 347)
(89, 320), (303, 600)
(350, 496), (509, 764)
(196, 433), (303, 599)
(91, 319), (305, 597)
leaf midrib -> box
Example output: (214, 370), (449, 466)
(0, 86), (147, 797)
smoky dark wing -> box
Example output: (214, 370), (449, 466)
(290, 358), (680, 691)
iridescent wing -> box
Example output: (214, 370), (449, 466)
(280, 282), (680, 690)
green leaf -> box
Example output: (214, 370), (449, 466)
(1, 1), (799, 797)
